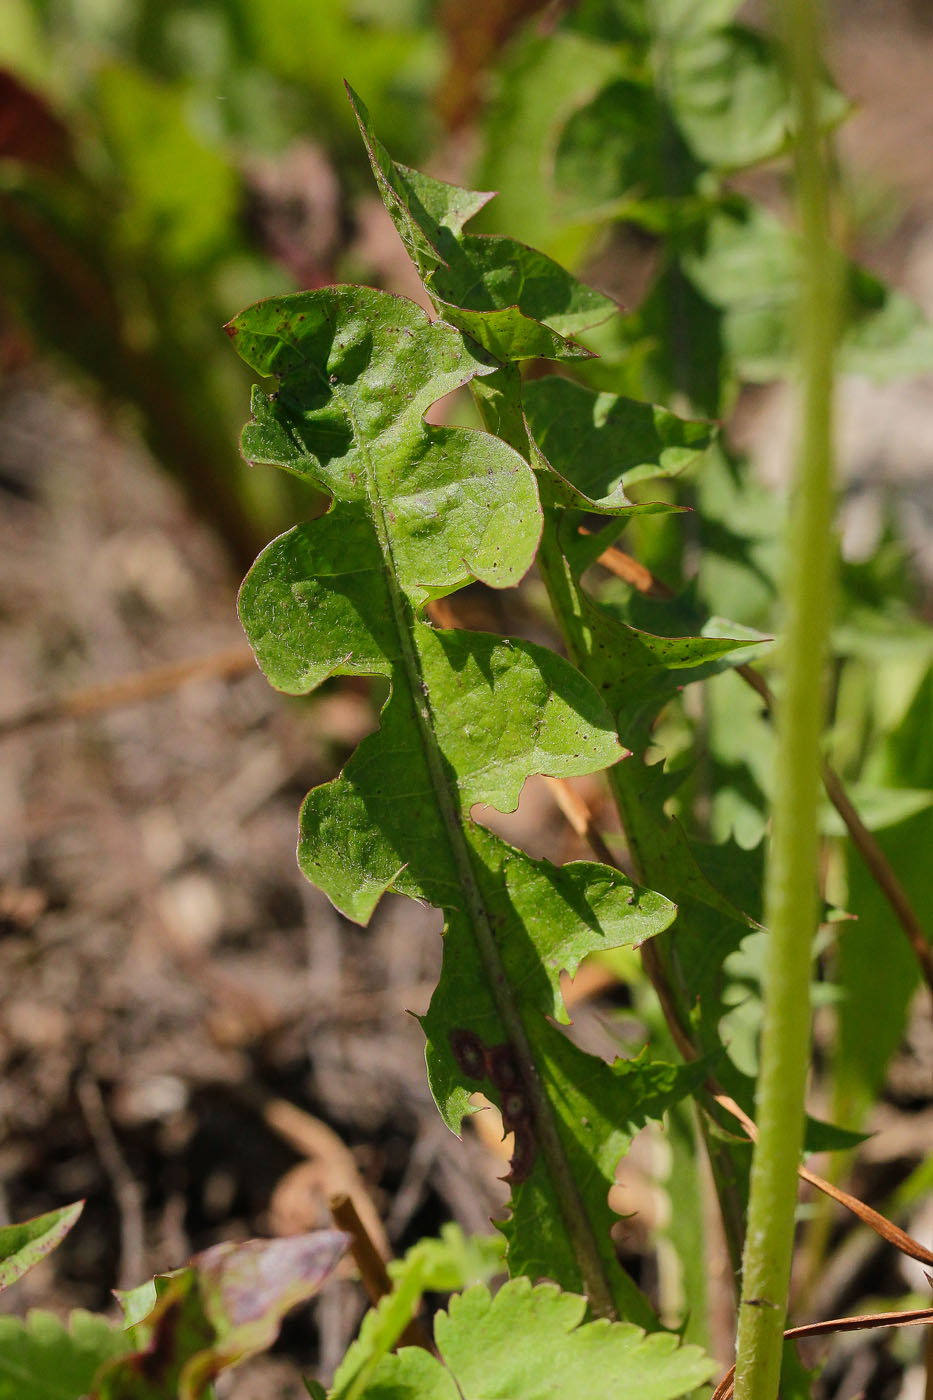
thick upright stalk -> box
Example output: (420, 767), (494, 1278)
(732, 1), (840, 1395)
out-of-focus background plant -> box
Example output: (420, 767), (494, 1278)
(0, 0), (453, 563)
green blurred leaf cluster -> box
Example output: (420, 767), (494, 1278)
(0, 0), (441, 559)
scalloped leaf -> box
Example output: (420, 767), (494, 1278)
(332, 95), (796, 1281)
(547, 563), (761, 751)
(0, 1201), (83, 1293)
(422, 824), (677, 1123)
(341, 94), (785, 1177)
(291, 622), (628, 922)
(349, 1278), (716, 1400)
(227, 286), (541, 600)
(494, 1029), (711, 1322)
(95, 1231), (347, 1400)
(420, 824), (692, 1329)
(331, 1227), (504, 1400)
(345, 106), (803, 1163)
(232, 270), (681, 1318)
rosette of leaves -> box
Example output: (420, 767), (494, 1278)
(229, 271), (705, 1321)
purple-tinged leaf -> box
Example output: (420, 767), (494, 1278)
(94, 1230), (348, 1400)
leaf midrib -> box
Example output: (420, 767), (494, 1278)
(329, 372), (620, 1322)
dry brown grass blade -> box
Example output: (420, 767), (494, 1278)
(542, 775), (618, 867)
(589, 536), (933, 1001)
(711, 1092), (933, 1268)
(711, 1303), (933, 1400)
(0, 644), (257, 738)
(260, 1096), (390, 1260)
(797, 1163), (933, 1268)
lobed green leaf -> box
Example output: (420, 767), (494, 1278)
(231, 252), (680, 1315)
(524, 376), (715, 512)
(350, 1278), (716, 1400)
(332, 1228), (504, 1400)
(348, 84), (617, 361)
(329, 96), (777, 1308)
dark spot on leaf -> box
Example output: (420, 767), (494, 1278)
(450, 1028), (486, 1080)
(487, 1042), (521, 1091)
(501, 1091), (530, 1130)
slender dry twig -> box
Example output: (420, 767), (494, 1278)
(710, 1303), (933, 1400)
(0, 644), (257, 739)
(819, 757), (933, 993)
(589, 536), (933, 1001)
(76, 1074), (146, 1291)
(542, 775), (618, 867)
(547, 775), (933, 1272)
(329, 1193), (393, 1303)
(712, 1092), (933, 1269)
(329, 1193), (433, 1353)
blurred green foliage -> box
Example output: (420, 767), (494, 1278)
(0, 0), (442, 561)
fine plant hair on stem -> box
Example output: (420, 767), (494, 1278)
(732, 0), (842, 1393)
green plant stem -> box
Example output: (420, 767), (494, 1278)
(533, 516), (751, 1277)
(732, 0), (840, 1395)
